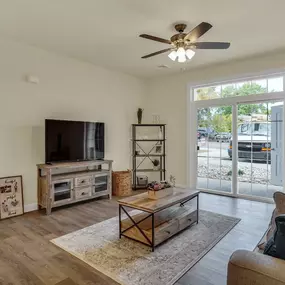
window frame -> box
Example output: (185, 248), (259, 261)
(187, 70), (285, 204)
(191, 72), (285, 102)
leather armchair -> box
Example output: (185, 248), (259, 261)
(227, 250), (285, 285)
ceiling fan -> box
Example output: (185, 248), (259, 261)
(139, 22), (230, 63)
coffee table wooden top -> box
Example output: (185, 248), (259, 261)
(118, 188), (200, 213)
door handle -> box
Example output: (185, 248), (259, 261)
(271, 148), (275, 151)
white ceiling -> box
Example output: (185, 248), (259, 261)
(1, 0), (285, 78)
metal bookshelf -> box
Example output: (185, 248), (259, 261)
(132, 124), (166, 190)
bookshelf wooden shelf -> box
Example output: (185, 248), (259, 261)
(132, 124), (166, 190)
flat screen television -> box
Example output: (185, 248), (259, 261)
(45, 119), (104, 163)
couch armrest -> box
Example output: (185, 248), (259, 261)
(228, 250), (285, 285)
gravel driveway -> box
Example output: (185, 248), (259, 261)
(198, 162), (271, 184)
(198, 141), (271, 185)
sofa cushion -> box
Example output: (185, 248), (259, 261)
(228, 250), (285, 285)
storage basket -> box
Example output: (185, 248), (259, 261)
(112, 170), (132, 196)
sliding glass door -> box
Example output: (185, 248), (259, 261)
(197, 106), (233, 194)
(237, 101), (283, 198)
(192, 74), (285, 201)
(196, 100), (284, 200)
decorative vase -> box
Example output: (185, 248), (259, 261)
(170, 175), (176, 187)
(152, 114), (160, 124)
(137, 108), (143, 124)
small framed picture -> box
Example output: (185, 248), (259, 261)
(0, 175), (24, 219)
(155, 145), (162, 154)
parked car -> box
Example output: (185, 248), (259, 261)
(208, 131), (218, 140)
(216, 132), (231, 142)
(228, 122), (271, 161)
(197, 132), (201, 140)
(197, 128), (208, 138)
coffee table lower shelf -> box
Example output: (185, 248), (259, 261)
(119, 201), (198, 252)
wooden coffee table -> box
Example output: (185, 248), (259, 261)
(118, 188), (200, 251)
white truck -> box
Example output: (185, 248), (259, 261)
(228, 104), (283, 186)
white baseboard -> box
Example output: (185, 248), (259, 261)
(24, 203), (38, 213)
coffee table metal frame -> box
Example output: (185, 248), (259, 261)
(119, 193), (199, 252)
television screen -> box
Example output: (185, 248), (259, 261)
(45, 119), (104, 163)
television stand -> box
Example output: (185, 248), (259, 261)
(37, 160), (113, 215)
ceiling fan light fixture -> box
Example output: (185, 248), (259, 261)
(176, 47), (186, 57)
(186, 49), (195, 60)
(168, 50), (177, 61)
(139, 22), (230, 61)
(178, 54), (187, 63)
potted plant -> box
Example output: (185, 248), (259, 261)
(152, 159), (160, 170)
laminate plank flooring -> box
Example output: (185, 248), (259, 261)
(0, 193), (274, 285)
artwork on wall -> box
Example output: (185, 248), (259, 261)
(0, 175), (24, 219)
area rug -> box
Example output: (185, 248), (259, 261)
(51, 210), (240, 285)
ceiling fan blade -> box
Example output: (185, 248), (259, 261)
(194, 42), (230, 49)
(141, 48), (172, 59)
(184, 22), (213, 42)
(139, 34), (172, 45)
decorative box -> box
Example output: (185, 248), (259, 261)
(137, 175), (148, 186)
(148, 187), (174, 200)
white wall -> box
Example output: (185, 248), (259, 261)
(2, 38), (285, 208)
(145, 50), (285, 186)
(0, 39), (145, 206)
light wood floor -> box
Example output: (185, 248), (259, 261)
(0, 193), (274, 285)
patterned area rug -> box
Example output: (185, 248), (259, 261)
(51, 210), (240, 285)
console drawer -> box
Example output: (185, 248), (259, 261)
(74, 176), (92, 187)
(75, 186), (92, 200)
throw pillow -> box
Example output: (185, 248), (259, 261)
(264, 214), (285, 259)
(258, 191), (285, 250)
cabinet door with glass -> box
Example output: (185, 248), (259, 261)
(52, 178), (73, 205)
(93, 173), (109, 195)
